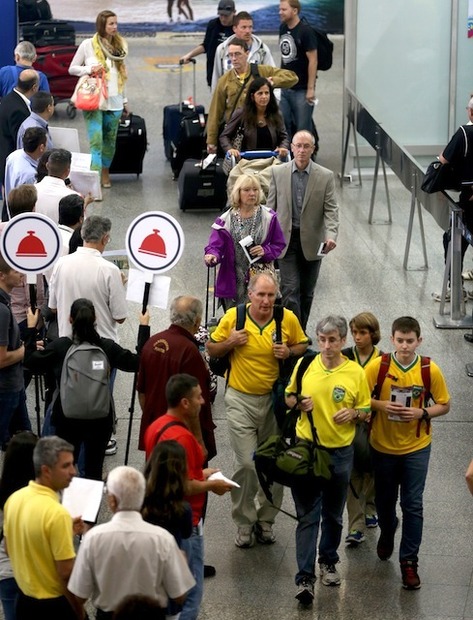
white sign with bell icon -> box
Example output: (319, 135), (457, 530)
(125, 211), (185, 309)
(0, 212), (62, 282)
(125, 211), (185, 274)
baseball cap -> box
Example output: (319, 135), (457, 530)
(218, 0), (235, 15)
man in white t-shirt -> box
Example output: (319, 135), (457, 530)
(34, 148), (79, 224)
(48, 214), (127, 340)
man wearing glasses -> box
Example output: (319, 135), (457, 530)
(266, 130), (339, 331)
(206, 38), (298, 154)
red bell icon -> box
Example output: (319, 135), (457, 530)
(16, 231), (47, 257)
(138, 229), (167, 258)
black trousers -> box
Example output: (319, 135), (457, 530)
(16, 592), (77, 620)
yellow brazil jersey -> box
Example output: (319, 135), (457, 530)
(364, 353), (450, 455)
(285, 354), (371, 449)
(210, 305), (308, 395)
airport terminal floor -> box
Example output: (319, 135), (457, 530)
(11, 33), (473, 619)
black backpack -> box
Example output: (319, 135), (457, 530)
(301, 17), (333, 71)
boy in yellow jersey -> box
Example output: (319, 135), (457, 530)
(342, 312), (382, 546)
(285, 315), (371, 605)
(365, 316), (450, 591)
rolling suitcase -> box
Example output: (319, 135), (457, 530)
(177, 157), (227, 211)
(19, 19), (76, 47)
(162, 60), (205, 165)
(110, 113), (147, 177)
(34, 45), (78, 118)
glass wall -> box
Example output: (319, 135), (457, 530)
(350, 0), (458, 147)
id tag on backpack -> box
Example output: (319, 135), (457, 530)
(93, 361), (105, 370)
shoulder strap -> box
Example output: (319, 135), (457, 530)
(420, 356), (431, 404)
(295, 352), (318, 395)
(273, 304), (284, 343)
(372, 353), (391, 399)
(250, 63), (260, 77)
(154, 420), (188, 444)
(236, 303), (246, 330)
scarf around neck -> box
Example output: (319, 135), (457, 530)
(92, 33), (128, 92)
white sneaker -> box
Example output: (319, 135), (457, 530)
(319, 562), (341, 586)
(462, 269), (473, 280)
(235, 526), (255, 548)
(432, 288), (467, 302)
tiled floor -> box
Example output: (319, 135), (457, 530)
(16, 32), (473, 619)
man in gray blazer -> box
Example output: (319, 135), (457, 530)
(266, 130), (339, 330)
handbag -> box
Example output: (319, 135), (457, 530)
(254, 408), (332, 495)
(222, 125), (245, 175)
(421, 160), (460, 194)
(421, 126), (467, 193)
(71, 69), (108, 112)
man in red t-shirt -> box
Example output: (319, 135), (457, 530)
(144, 374), (232, 620)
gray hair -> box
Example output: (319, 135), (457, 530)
(247, 271), (279, 295)
(107, 466), (145, 511)
(170, 296), (203, 328)
(14, 41), (36, 62)
(316, 315), (348, 339)
(81, 215), (111, 242)
(33, 436), (74, 477)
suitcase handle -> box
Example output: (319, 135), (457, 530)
(178, 60), (197, 113)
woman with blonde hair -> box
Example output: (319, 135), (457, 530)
(204, 174), (285, 309)
(69, 10), (128, 188)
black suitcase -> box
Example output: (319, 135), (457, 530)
(18, 0), (52, 22)
(163, 60), (205, 163)
(110, 114), (147, 177)
(178, 158), (227, 211)
(170, 112), (207, 179)
(19, 19), (76, 47)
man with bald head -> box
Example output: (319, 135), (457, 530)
(137, 295), (216, 462)
(0, 69), (39, 193)
(266, 129), (339, 331)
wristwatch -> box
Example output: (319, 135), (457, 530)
(421, 408), (430, 421)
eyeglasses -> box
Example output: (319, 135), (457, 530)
(292, 143), (314, 150)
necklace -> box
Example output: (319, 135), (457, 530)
(257, 118), (266, 126)
(234, 206), (259, 239)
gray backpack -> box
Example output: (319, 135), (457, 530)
(60, 342), (111, 419)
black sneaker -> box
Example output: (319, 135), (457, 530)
(295, 578), (314, 605)
(376, 517), (399, 560)
(400, 560), (421, 590)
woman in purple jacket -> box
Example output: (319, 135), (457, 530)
(204, 174), (286, 309)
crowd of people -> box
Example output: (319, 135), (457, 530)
(0, 0), (469, 618)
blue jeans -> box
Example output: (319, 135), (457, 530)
(180, 526), (204, 620)
(291, 444), (353, 584)
(0, 577), (20, 620)
(372, 445), (431, 562)
(278, 230), (322, 331)
(279, 89), (314, 141)
(0, 389), (31, 446)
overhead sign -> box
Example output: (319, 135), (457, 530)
(125, 211), (185, 274)
(0, 212), (62, 274)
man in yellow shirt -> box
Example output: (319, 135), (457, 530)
(207, 273), (308, 548)
(4, 436), (81, 619)
(365, 316), (450, 591)
(284, 315), (371, 605)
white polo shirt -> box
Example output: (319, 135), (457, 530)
(48, 246), (128, 340)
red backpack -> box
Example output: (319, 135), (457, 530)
(371, 353), (432, 437)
